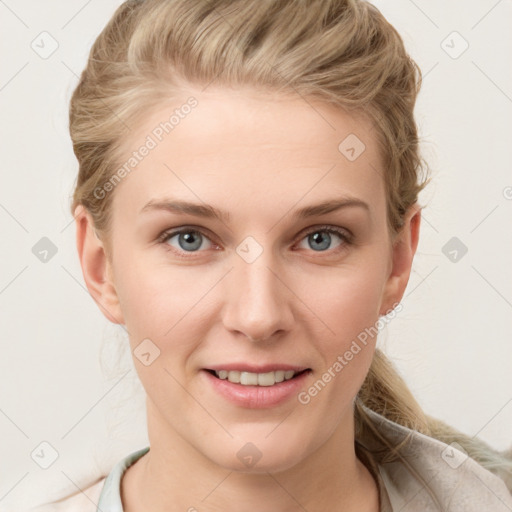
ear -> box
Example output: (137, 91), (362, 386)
(379, 203), (421, 316)
(74, 205), (124, 324)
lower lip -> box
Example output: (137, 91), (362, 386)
(202, 370), (311, 409)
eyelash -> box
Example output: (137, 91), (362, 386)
(156, 225), (353, 259)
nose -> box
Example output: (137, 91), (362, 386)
(221, 247), (295, 343)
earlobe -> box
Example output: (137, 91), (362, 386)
(74, 205), (124, 325)
(379, 204), (422, 316)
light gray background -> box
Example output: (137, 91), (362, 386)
(1, 0), (511, 509)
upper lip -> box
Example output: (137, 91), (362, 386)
(205, 364), (310, 373)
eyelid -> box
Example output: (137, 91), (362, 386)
(157, 224), (217, 243)
(295, 224), (353, 242)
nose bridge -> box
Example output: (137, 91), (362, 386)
(222, 240), (293, 341)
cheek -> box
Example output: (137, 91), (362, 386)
(113, 262), (209, 403)
(331, 277), (384, 340)
(299, 276), (383, 419)
(302, 259), (387, 342)
(112, 253), (208, 348)
(302, 260), (387, 398)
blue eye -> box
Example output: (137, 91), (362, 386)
(298, 227), (350, 252)
(160, 229), (213, 252)
(157, 225), (352, 258)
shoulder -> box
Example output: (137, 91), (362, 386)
(360, 406), (512, 511)
(26, 478), (105, 512)
(22, 446), (149, 512)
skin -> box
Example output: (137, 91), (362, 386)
(75, 86), (420, 512)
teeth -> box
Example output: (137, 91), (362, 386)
(214, 369), (300, 386)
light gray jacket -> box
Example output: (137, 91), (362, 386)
(27, 406), (512, 511)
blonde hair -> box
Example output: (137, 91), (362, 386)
(68, 0), (511, 492)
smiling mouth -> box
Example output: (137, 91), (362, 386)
(205, 369), (311, 386)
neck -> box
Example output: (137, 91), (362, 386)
(121, 401), (379, 512)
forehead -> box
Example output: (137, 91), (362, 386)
(112, 87), (385, 219)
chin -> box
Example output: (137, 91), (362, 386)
(205, 436), (312, 475)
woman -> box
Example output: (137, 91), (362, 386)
(31, 0), (512, 510)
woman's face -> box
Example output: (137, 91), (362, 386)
(78, 86), (419, 473)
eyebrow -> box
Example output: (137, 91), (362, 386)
(139, 196), (370, 221)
